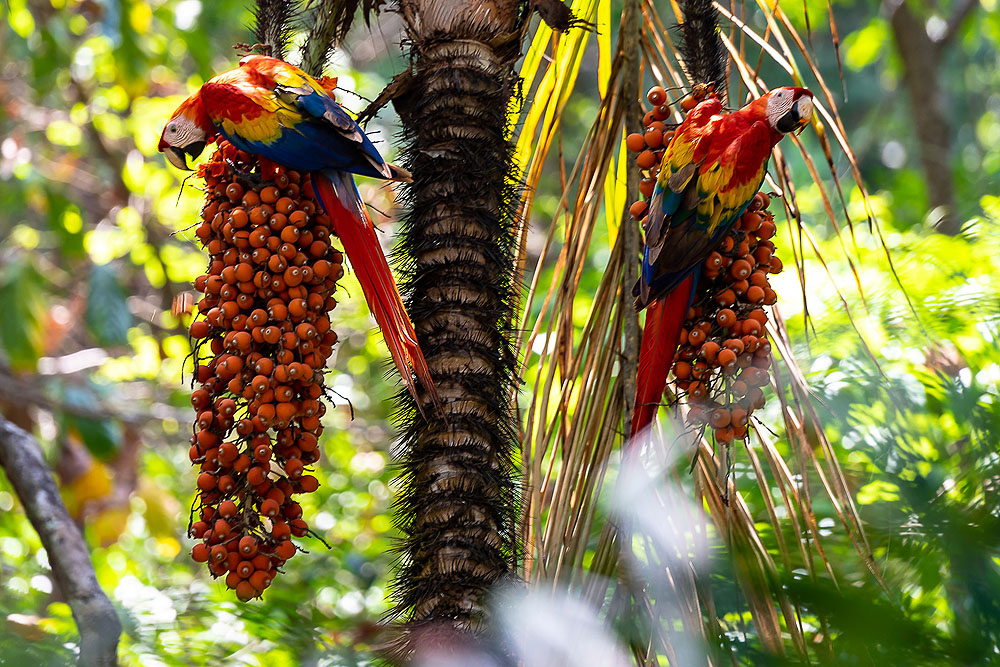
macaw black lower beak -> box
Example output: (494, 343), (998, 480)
(776, 103), (801, 134)
(163, 141), (206, 171)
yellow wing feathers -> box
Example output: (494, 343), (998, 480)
(259, 61), (327, 96)
(208, 73), (307, 144)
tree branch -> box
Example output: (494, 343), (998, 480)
(620, 0), (642, 441)
(887, 0), (959, 233)
(938, 0), (978, 49)
(0, 418), (121, 667)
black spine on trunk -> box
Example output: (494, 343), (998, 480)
(299, 1), (387, 77)
(679, 0), (727, 97)
(389, 39), (522, 639)
(253, 0), (296, 59)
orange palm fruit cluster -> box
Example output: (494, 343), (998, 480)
(186, 140), (341, 600)
(671, 192), (780, 443)
(626, 86), (782, 444)
(626, 86), (676, 204)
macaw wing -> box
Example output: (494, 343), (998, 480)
(642, 98), (722, 258)
(694, 119), (772, 232)
(206, 57), (392, 177)
(281, 86), (389, 177)
(261, 65), (364, 141)
(635, 119), (773, 309)
(247, 60), (390, 177)
(201, 76), (292, 146)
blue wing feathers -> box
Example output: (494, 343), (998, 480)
(219, 120), (387, 178)
(294, 89), (388, 176)
(219, 82), (390, 177)
(636, 180), (763, 302)
(296, 90), (335, 122)
(660, 188), (683, 222)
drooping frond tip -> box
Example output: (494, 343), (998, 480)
(253, 0), (297, 59)
(679, 0), (727, 102)
(299, 0), (386, 77)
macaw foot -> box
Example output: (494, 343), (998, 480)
(225, 158), (266, 190)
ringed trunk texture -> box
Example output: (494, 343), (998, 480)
(389, 0), (524, 649)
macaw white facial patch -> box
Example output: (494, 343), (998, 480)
(163, 116), (206, 148)
(765, 89), (796, 130)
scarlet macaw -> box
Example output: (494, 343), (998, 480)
(630, 87), (813, 438)
(158, 55), (438, 410)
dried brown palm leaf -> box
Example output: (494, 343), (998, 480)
(506, 0), (902, 662)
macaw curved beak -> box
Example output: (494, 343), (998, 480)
(776, 96), (814, 134)
(163, 141), (206, 171)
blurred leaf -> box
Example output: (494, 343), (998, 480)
(843, 19), (890, 71)
(45, 193), (86, 258)
(0, 258), (47, 370)
(137, 478), (181, 539)
(0, 621), (74, 665)
(86, 263), (132, 347)
(91, 507), (130, 547)
(61, 385), (121, 460)
(62, 460), (114, 517)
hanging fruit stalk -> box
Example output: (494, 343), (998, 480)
(626, 86), (783, 444)
(185, 139), (342, 600)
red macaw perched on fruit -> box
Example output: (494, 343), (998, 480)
(158, 55), (438, 410)
(630, 87), (813, 438)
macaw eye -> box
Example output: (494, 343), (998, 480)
(168, 125), (176, 133)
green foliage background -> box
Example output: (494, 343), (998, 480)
(0, 0), (998, 664)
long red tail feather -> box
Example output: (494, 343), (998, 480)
(313, 171), (441, 417)
(630, 275), (694, 439)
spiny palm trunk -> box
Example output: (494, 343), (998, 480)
(390, 0), (523, 648)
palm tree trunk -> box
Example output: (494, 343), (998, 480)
(389, 0), (524, 649)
